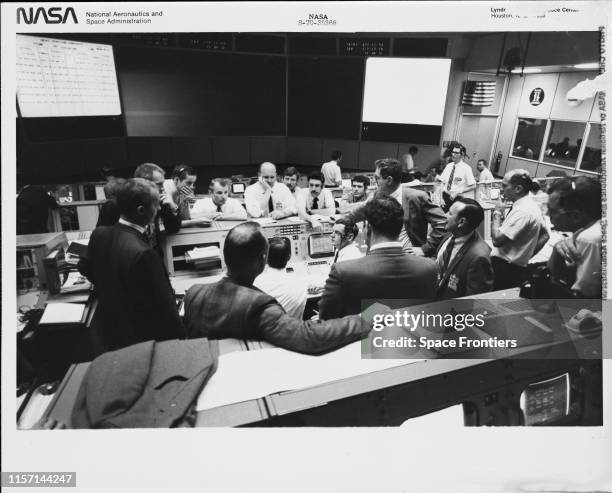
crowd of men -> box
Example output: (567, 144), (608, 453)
(79, 144), (602, 357)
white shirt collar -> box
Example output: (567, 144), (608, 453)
(370, 241), (402, 251)
(118, 217), (147, 234)
(389, 185), (402, 202)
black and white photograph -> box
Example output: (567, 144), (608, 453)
(2, 2), (611, 492)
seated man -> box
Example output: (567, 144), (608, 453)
(82, 178), (185, 352)
(190, 178), (247, 221)
(163, 164), (197, 220)
(297, 172), (336, 229)
(254, 237), (307, 319)
(283, 166), (303, 202)
(244, 162), (297, 219)
(349, 158), (447, 257)
(332, 216), (362, 263)
(350, 175), (370, 203)
(435, 198), (494, 299)
(546, 177), (602, 298)
(183, 222), (369, 354)
(319, 198), (438, 320)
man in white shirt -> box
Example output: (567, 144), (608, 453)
(477, 159), (495, 183)
(438, 144), (476, 209)
(297, 172), (336, 230)
(283, 166), (304, 202)
(321, 150), (343, 188)
(546, 177), (602, 298)
(254, 237), (307, 319)
(244, 162), (297, 219)
(331, 216), (362, 264)
(491, 169), (549, 289)
(190, 178), (247, 221)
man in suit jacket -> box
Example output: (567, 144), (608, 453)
(349, 158), (446, 257)
(184, 222), (369, 354)
(319, 197), (438, 320)
(435, 197), (494, 299)
(82, 178), (185, 352)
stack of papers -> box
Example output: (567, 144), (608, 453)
(185, 246), (221, 270)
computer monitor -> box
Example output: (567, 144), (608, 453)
(307, 233), (335, 259)
(231, 182), (246, 194)
(342, 178), (352, 188)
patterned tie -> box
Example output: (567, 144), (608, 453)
(446, 164), (456, 192)
(333, 248), (340, 264)
(216, 204), (222, 213)
(439, 236), (456, 276)
(311, 196), (319, 211)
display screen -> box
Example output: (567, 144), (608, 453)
(362, 57), (451, 126)
(231, 183), (246, 194)
(308, 233), (334, 258)
(16, 35), (121, 117)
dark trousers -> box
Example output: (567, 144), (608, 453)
(491, 256), (528, 290)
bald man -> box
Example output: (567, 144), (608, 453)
(244, 162), (297, 219)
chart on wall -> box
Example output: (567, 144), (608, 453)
(361, 57), (451, 144)
(16, 35), (122, 118)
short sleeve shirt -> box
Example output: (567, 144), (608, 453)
(572, 220), (602, 297)
(492, 194), (547, 267)
(440, 161), (476, 194)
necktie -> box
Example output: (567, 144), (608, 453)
(216, 204), (222, 213)
(312, 197), (319, 211)
(333, 249), (340, 264)
(446, 164), (456, 192)
(439, 236), (456, 275)
(268, 195), (274, 213)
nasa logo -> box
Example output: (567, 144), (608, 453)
(16, 7), (78, 24)
(308, 14), (329, 20)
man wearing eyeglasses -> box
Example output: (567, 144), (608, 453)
(438, 144), (477, 210)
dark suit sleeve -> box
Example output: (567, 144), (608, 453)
(132, 249), (186, 341)
(465, 256), (494, 296)
(318, 264), (345, 320)
(346, 203), (367, 224)
(257, 302), (369, 354)
(159, 203), (182, 234)
(419, 195), (447, 257)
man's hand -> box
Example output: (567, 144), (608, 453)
(159, 191), (177, 211)
(554, 238), (581, 265)
(270, 210), (285, 220)
(406, 246), (425, 257)
(259, 178), (272, 193)
(179, 185), (195, 198)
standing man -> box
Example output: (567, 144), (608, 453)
(190, 178), (247, 221)
(438, 144), (477, 209)
(283, 166), (303, 202)
(476, 159), (495, 183)
(350, 158), (446, 257)
(82, 178), (185, 352)
(321, 150), (343, 188)
(435, 198), (494, 299)
(297, 172), (336, 230)
(491, 169), (549, 289)
(319, 197), (437, 320)
(244, 162), (297, 219)
(331, 216), (362, 263)
(401, 146), (418, 171)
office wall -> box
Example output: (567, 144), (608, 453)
(496, 71), (599, 178)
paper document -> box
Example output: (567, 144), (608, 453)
(39, 302), (86, 325)
(197, 341), (423, 411)
(185, 246), (220, 261)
